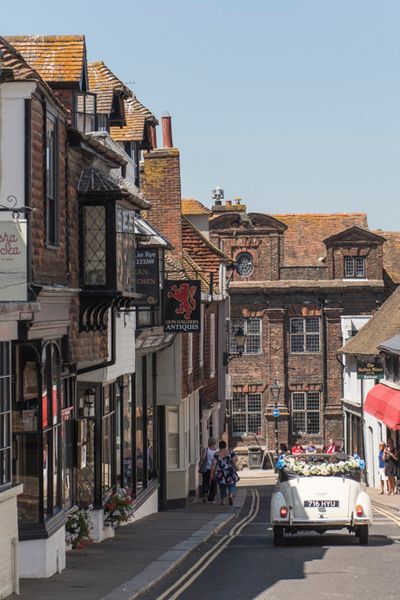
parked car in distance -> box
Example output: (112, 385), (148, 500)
(270, 453), (372, 546)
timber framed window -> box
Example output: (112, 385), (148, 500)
(230, 392), (262, 436)
(292, 391), (321, 435)
(74, 92), (97, 133)
(45, 112), (59, 246)
(290, 317), (320, 353)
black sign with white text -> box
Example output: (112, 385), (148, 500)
(135, 248), (160, 306)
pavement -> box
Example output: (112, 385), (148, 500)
(367, 485), (400, 513)
(10, 486), (248, 600)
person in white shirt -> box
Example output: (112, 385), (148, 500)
(200, 437), (217, 503)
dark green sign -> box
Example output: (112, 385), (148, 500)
(357, 359), (384, 380)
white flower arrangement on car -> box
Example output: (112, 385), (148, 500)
(276, 456), (365, 476)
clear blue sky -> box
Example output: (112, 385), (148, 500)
(3, 1), (400, 230)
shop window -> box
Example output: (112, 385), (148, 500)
(14, 342), (62, 525)
(292, 391), (321, 435)
(290, 317), (320, 353)
(0, 342), (12, 489)
(167, 407), (179, 469)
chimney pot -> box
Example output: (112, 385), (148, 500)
(162, 114), (173, 148)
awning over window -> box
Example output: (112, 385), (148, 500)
(364, 383), (400, 430)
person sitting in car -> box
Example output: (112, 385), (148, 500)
(291, 440), (304, 454)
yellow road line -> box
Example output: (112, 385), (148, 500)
(157, 489), (260, 600)
(373, 505), (400, 527)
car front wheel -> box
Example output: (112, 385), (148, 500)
(273, 526), (284, 546)
(357, 525), (369, 545)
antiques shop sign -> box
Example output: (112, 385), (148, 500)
(357, 359), (384, 380)
(135, 248), (160, 306)
(164, 280), (201, 332)
(0, 220), (27, 301)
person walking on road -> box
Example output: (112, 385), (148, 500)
(200, 437), (217, 503)
(384, 438), (398, 495)
(378, 441), (389, 495)
(211, 440), (239, 506)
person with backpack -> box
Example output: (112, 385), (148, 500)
(211, 440), (239, 506)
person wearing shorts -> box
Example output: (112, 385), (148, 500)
(379, 441), (389, 494)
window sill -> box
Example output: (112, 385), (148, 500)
(45, 243), (60, 252)
(0, 483), (23, 505)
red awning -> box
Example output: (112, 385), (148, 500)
(364, 383), (400, 430)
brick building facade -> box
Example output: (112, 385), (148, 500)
(209, 202), (399, 456)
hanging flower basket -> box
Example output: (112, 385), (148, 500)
(65, 506), (93, 549)
(104, 488), (134, 529)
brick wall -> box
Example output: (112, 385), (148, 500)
(142, 148), (182, 257)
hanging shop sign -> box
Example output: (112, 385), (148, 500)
(164, 280), (201, 332)
(135, 248), (160, 306)
(357, 358), (384, 380)
(0, 220), (27, 301)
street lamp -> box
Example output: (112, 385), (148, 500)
(269, 380), (281, 456)
(223, 326), (246, 366)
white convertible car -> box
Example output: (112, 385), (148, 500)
(270, 453), (373, 546)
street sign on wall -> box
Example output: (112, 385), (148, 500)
(135, 248), (160, 306)
(0, 220), (27, 301)
(164, 280), (201, 332)
(357, 359), (384, 380)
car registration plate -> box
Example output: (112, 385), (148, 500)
(304, 500), (339, 508)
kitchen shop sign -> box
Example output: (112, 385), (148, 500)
(0, 220), (27, 301)
(164, 280), (201, 332)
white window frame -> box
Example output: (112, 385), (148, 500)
(167, 407), (179, 469)
(230, 318), (262, 355)
(210, 313), (216, 378)
(199, 305), (204, 367)
(230, 392), (262, 436)
(344, 256), (366, 279)
(290, 317), (320, 353)
(291, 391), (321, 435)
(188, 333), (193, 374)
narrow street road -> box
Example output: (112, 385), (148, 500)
(143, 479), (400, 600)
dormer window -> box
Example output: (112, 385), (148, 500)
(344, 256), (365, 278)
(74, 93), (96, 133)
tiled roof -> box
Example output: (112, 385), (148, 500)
(88, 61), (131, 114)
(375, 231), (400, 284)
(340, 286), (400, 356)
(181, 199), (211, 216)
(183, 252), (213, 294)
(0, 36), (67, 113)
(110, 96), (158, 142)
(164, 253), (188, 281)
(6, 35), (86, 85)
(273, 213), (369, 266)
(182, 216), (232, 278)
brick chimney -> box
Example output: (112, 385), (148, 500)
(161, 113), (173, 148)
(142, 114), (182, 259)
